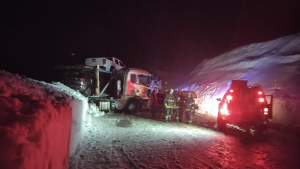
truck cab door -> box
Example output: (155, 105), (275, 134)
(265, 95), (273, 119)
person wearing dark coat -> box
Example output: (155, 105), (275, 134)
(176, 89), (186, 122)
(185, 92), (195, 124)
(150, 90), (158, 119)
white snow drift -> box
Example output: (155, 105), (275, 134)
(0, 70), (89, 169)
(180, 33), (300, 126)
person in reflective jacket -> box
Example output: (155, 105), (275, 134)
(164, 88), (176, 122)
(185, 92), (195, 124)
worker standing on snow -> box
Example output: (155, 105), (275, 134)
(185, 92), (195, 124)
(157, 89), (165, 119)
(150, 90), (158, 119)
(176, 89), (186, 122)
(164, 88), (176, 122)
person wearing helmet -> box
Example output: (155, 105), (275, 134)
(185, 92), (195, 124)
(164, 88), (176, 122)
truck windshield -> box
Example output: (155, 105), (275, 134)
(138, 75), (149, 86)
(130, 74), (149, 87)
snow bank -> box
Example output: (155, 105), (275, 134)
(180, 33), (300, 126)
(0, 70), (88, 169)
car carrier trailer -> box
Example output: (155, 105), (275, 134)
(56, 64), (152, 113)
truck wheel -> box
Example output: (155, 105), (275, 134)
(127, 100), (139, 113)
(83, 86), (92, 97)
(217, 113), (226, 131)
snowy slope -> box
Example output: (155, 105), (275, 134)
(180, 33), (300, 125)
(0, 70), (88, 169)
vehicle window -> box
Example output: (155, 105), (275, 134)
(115, 59), (119, 65)
(63, 71), (85, 78)
(138, 75), (149, 86)
(224, 88), (255, 104)
(119, 61), (124, 67)
(183, 91), (197, 98)
(130, 74), (137, 83)
(103, 59), (106, 65)
(86, 72), (94, 78)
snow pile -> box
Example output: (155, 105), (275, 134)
(86, 102), (105, 127)
(0, 70), (88, 169)
(180, 33), (300, 126)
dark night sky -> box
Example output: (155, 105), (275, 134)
(1, 0), (300, 82)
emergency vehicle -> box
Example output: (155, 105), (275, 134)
(216, 80), (273, 135)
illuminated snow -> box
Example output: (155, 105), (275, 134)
(180, 33), (300, 126)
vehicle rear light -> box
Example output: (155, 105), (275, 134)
(263, 108), (268, 115)
(221, 108), (229, 115)
(230, 89), (233, 93)
(258, 91), (262, 95)
(80, 78), (85, 81)
(221, 104), (229, 115)
(259, 98), (264, 102)
(226, 95), (232, 100)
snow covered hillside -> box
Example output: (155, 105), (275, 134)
(180, 33), (300, 126)
(0, 70), (88, 169)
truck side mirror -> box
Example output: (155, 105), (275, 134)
(216, 98), (221, 101)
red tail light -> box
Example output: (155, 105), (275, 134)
(221, 104), (229, 115)
(226, 95), (232, 100)
(259, 98), (264, 102)
(263, 108), (268, 115)
(80, 78), (85, 81)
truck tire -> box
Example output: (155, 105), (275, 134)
(127, 99), (139, 113)
(217, 113), (226, 131)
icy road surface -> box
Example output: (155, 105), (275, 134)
(69, 111), (300, 169)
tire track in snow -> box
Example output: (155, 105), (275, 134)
(178, 123), (220, 169)
(113, 145), (140, 169)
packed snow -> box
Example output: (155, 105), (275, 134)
(180, 33), (300, 127)
(0, 70), (90, 169)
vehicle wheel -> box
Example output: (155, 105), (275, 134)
(127, 100), (139, 113)
(83, 86), (92, 97)
(217, 113), (226, 131)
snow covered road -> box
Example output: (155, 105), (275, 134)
(69, 111), (300, 169)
